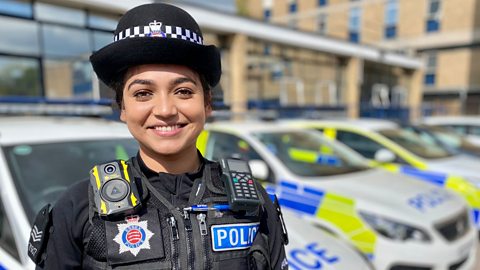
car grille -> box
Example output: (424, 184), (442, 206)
(435, 209), (470, 242)
(449, 256), (468, 270)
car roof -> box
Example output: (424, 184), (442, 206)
(421, 116), (480, 126)
(205, 120), (300, 134)
(0, 116), (132, 145)
(281, 118), (400, 131)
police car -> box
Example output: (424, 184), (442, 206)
(197, 121), (478, 270)
(422, 116), (480, 146)
(283, 119), (480, 230)
(0, 115), (374, 270)
(0, 115), (139, 269)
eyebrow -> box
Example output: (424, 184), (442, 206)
(169, 76), (198, 88)
(127, 79), (155, 91)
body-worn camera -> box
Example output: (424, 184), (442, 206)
(89, 160), (141, 217)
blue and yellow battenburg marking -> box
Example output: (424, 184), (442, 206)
(383, 164), (480, 229)
(211, 222), (260, 251)
(266, 181), (376, 259)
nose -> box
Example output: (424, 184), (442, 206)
(152, 95), (178, 118)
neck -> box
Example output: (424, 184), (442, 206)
(139, 147), (200, 174)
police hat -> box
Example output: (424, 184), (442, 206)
(90, 3), (221, 87)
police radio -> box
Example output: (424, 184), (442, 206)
(220, 158), (261, 212)
(89, 160), (141, 217)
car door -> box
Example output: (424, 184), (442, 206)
(0, 199), (24, 269)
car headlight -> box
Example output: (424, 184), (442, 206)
(359, 211), (431, 242)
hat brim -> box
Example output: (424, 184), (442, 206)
(90, 37), (221, 88)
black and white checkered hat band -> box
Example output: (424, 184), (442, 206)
(114, 24), (203, 45)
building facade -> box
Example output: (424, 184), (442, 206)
(0, 0), (422, 120)
(244, 0), (480, 115)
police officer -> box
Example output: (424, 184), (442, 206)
(28, 3), (288, 270)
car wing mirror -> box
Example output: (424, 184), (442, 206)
(374, 148), (396, 163)
(249, 159), (269, 181)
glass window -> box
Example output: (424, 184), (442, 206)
(207, 132), (275, 182)
(424, 53), (437, 85)
(468, 126), (480, 136)
(0, 55), (41, 97)
(34, 2), (86, 26)
(4, 139), (139, 221)
(384, 0), (397, 39)
(426, 0), (441, 32)
(263, 9), (271, 21)
(289, 0), (297, 13)
(379, 128), (452, 159)
(93, 31), (113, 51)
(43, 59), (93, 99)
(0, 201), (19, 260)
(207, 132), (262, 161)
(349, 7), (361, 43)
(88, 12), (118, 31)
(336, 131), (384, 159)
(0, 0), (32, 18)
(253, 130), (369, 177)
(0, 16), (40, 56)
(317, 13), (327, 34)
(42, 25), (91, 58)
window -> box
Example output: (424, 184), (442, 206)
(0, 0), (33, 18)
(384, 0), (398, 39)
(88, 12), (118, 31)
(426, 0), (441, 32)
(43, 59), (94, 99)
(0, 55), (42, 97)
(93, 31), (113, 51)
(424, 53), (437, 85)
(34, 2), (86, 27)
(317, 13), (327, 35)
(264, 9), (271, 21)
(318, 0), (327, 6)
(42, 25), (91, 58)
(467, 126), (480, 136)
(0, 201), (19, 260)
(336, 131), (384, 159)
(289, 0), (297, 13)
(349, 7), (361, 43)
(0, 16), (40, 56)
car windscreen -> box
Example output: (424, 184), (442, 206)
(379, 127), (453, 159)
(421, 125), (480, 156)
(252, 130), (370, 177)
(3, 138), (138, 223)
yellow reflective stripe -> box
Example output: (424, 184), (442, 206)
(370, 161), (401, 173)
(121, 160), (138, 207)
(316, 193), (377, 254)
(288, 148), (317, 163)
(92, 166), (107, 214)
(196, 130), (209, 155)
(323, 128), (337, 140)
(445, 175), (480, 208)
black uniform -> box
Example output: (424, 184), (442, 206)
(31, 154), (288, 269)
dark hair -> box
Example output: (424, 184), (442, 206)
(110, 70), (212, 109)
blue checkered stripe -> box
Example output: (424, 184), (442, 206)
(114, 25), (203, 45)
(266, 181), (324, 216)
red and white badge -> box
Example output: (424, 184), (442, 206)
(113, 215), (154, 256)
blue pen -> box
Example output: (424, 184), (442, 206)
(184, 204), (230, 212)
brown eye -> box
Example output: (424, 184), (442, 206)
(133, 91), (153, 101)
(176, 88), (194, 97)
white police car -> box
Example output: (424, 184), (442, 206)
(0, 116), (139, 269)
(197, 121), (479, 270)
(0, 115), (374, 270)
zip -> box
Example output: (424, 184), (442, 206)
(184, 212), (195, 270)
(197, 213), (211, 269)
(168, 216), (179, 270)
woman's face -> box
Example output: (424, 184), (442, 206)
(120, 64), (211, 159)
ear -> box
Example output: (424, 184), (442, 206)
(119, 102), (127, 122)
(205, 104), (212, 118)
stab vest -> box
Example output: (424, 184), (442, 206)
(82, 157), (270, 270)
